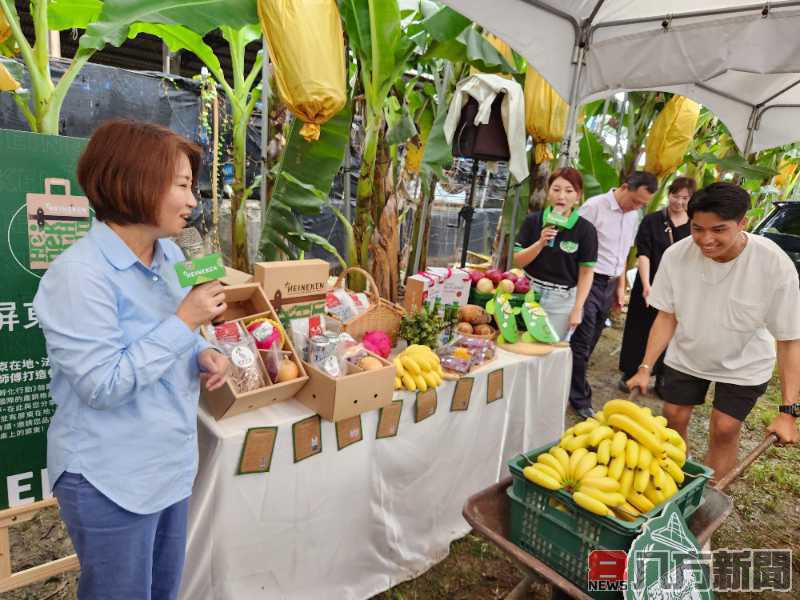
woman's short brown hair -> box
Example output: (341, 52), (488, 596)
(548, 167), (583, 196)
(77, 120), (201, 225)
(668, 176), (697, 197)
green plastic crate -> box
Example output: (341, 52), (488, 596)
(507, 443), (712, 599)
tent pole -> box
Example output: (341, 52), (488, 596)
(558, 40), (586, 166)
(735, 106), (758, 185)
(743, 106), (758, 157)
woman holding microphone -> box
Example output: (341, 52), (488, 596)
(34, 120), (229, 600)
(513, 167), (599, 341)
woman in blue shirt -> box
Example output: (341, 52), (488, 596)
(33, 120), (229, 600)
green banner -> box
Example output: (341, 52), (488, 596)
(0, 129), (89, 510)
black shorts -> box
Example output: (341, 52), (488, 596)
(660, 364), (769, 422)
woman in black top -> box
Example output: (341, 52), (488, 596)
(619, 176), (695, 390)
(514, 168), (599, 341)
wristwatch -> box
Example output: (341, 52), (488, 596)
(638, 363), (652, 372)
(778, 403), (800, 417)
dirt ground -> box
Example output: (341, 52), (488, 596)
(6, 316), (799, 599)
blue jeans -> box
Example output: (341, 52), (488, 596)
(532, 281), (577, 342)
(54, 473), (189, 600)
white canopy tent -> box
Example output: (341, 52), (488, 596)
(440, 1), (800, 156)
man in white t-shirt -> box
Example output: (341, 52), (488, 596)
(628, 182), (800, 481)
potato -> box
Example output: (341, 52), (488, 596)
(473, 324), (494, 337)
(456, 322), (474, 334)
(458, 304), (489, 325)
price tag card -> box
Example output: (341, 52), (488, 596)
(237, 427), (277, 475)
(292, 415), (323, 463)
(376, 400), (403, 439)
(175, 253), (226, 287)
(415, 389), (438, 423)
(451, 377), (474, 411)
(336, 415), (363, 450)
(487, 369), (504, 403)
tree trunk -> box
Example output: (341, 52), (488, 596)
(529, 158), (550, 211)
(418, 177), (437, 271)
(230, 103), (251, 272)
(354, 112), (381, 278)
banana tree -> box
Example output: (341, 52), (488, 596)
(80, 0), (263, 271)
(0, 0), (101, 133)
(339, 0), (416, 283)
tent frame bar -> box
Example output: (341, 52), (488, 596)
(592, 1), (800, 32)
(507, 0), (800, 162)
(518, 0), (580, 34)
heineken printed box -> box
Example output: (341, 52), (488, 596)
(254, 259), (329, 325)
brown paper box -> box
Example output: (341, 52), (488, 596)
(221, 267), (254, 286)
(295, 354), (396, 422)
(200, 284), (309, 420)
(254, 259), (329, 308)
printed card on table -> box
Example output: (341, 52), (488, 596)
(487, 369), (504, 403)
(335, 415), (363, 450)
(450, 377), (474, 411)
(237, 427), (277, 475)
(376, 400), (403, 439)
(292, 415), (322, 463)
(415, 389), (437, 423)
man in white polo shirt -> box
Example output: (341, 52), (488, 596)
(628, 182), (800, 481)
(570, 172), (657, 418)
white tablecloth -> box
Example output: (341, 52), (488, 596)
(181, 347), (571, 600)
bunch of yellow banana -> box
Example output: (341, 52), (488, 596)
(393, 345), (444, 392)
(524, 399), (688, 521)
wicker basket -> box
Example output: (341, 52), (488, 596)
(329, 267), (404, 342)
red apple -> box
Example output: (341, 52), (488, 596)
(497, 279), (515, 294)
(514, 277), (531, 294)
(476, 278), (495, 294)
(484, 268), (503, 284)
(501, 271), (518, 283)
(469, 269), (485, 284)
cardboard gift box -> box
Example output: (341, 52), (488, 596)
(220, 266), (254, 286)
(295, 352), (396, 422)
(200, 284), (309, 420)
(253, 259), (329, 326)
(403, 267), (470, 312)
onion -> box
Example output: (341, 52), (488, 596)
(276, 359), (299, 382)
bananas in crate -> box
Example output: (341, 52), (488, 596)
(393, 345), (444, 392)
(522, 399), (688, 520)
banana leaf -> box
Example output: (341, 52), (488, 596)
(420, 105), (451, 179)
(48, 0), (103, 30)
(419, 5), (470, 42)
(578, 126), (618, 197)
(260, 103), (353, 261)
(79, 0), (258, 53)
(421, 28), (517, 74)
(692, 152), (777, 180)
